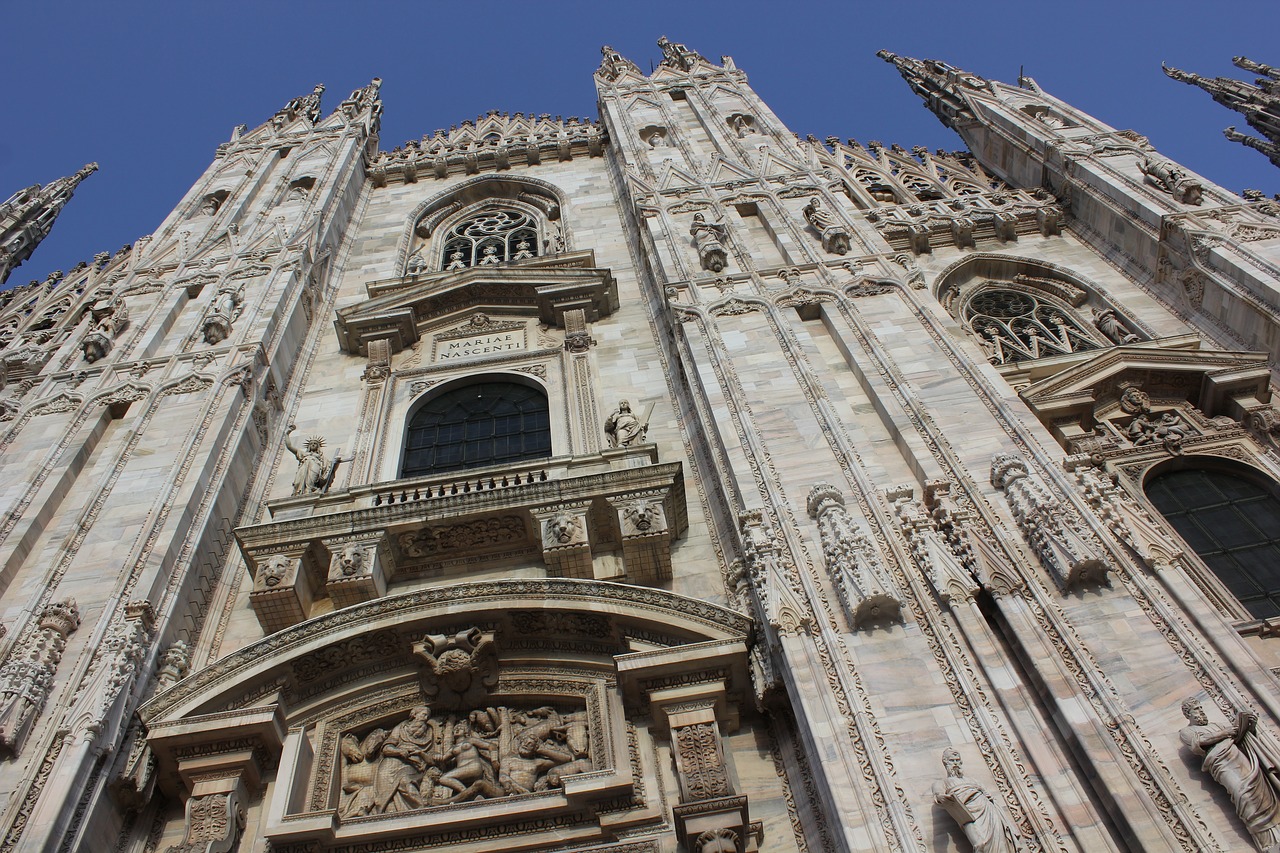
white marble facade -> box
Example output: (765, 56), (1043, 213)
(0, 40), (1278, 853)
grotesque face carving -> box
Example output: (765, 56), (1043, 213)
(260, 554), (292, 588)
(624, 501), (661, 533)
(547, 512), (579, 545)
(337, 544), (366, 576)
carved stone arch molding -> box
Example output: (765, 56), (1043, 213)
(933, 252), (1155, 380)
(139, 580), (752, 853)
(397, 175), (571, 276)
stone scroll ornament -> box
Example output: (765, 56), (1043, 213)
(1180, 698), (1280, 852)
(933, 748), (1020, 853)
(338, 704), (592, 818)
(283, 423), (347, 496)
(802, 196), (851, 255)
(989, 453), (1109, 590)
(690, 213), (729, 273)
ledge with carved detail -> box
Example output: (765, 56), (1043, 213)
(236, 446), (688, 634)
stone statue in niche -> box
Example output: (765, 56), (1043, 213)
(728, 113), (756, 138)
(605, 400), (649, 447)
(802, 196), (851, 255)
(337, 704), (591, 818)
(1091, 307), (1139, 344)
(641, 126), (668, 148)
(199, 195), (221, 216)
(932, 748), (1019, 853)
(1139, 155), (1203, 205)
(284, 424), (345, 496)
(1180, 698), (1280, 852)
(413, 628), (498, 710)
(201, 286), (241, 345)
(690, 213), (729, 272)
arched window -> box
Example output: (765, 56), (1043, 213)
(961, 285), (1103, 365)
(1146, 466), (1280, 619)
(440, 209), (539, 270)
(402, 380), (551, 478)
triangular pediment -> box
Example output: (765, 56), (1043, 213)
(335, 250), (618, 356)
(1020, 340), (1272, 427)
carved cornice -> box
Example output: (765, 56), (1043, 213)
(335, 251), (618, 356)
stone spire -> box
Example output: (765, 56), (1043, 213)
(0, 162), (97, 285)
(1164, 57), (1280, 169)
(876, 50), (987, 130)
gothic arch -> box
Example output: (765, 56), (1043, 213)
(396, 175), (571, 275)
(933, 253), (1151, 365)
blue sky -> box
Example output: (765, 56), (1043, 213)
(3, 1), (1278, 284)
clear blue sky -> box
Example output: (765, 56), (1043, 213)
(3, 1), (1277, 285)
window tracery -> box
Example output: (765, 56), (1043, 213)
(961, 284), (1104, 365)
(440, 208), (539, 270)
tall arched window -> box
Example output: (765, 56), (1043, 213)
(402, 380), (551, 478)
(440, 209), (538, 270)
(1146, 466), (1280, 618)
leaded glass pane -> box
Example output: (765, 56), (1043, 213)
(1147, 468), (1280, 619)
(402, 381), (551, 478)
(440, 209), (539, 270)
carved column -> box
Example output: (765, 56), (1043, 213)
(534, 502), (593, 579)
(806, 483), (901, 628)
(990, 453), (1110, 590)
(247, 543), (323, 634)
(561, 308), (602, 456)
(322, 534), (391, 609)
(0, 599), (80, 757)
(609, 490), (673, 584)
(349, 337), (392, 485)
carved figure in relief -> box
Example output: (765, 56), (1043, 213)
(1180, 698), (1280, 852)
(1128, 410), (1192, 453)
(406, 252), (426, 275)
(690, 213), (729, 272)
(335, 543), (366, 577)
(932, 748), (1019, 853)
(374, 706), (436, 813)
(337, 703), (591, 819)
(624, 499), (662, 533)
(258, 554), (292, 588)
(284, 424), (344, 496)
(604, 399), (649, 447)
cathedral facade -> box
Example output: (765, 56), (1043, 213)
(1, 38), (1280, 853)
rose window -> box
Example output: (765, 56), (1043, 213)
(441, 209), (539, 270)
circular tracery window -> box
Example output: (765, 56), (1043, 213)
(441, 209), (539, 270)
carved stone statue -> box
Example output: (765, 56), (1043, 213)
(199, 195), (220, 216)
(802, 196), (851, 255)
(284, 424), (344, 496)
(1092, 307), (1139, 344)
(1127, 410), (1192, 453)
(728, 113), (756, 138)
(689, 213), (729, 272)
(932, 748), (1019, 852)
(1139, 156), (1203, 205)
(202, 286), (241, 345)
(604, 400), (648, 447)
(1180, 698), (1280, 852)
